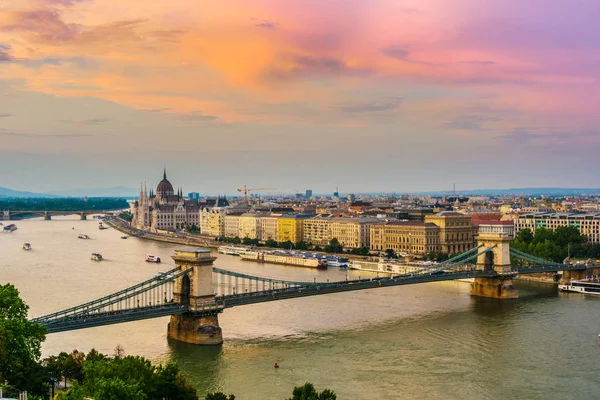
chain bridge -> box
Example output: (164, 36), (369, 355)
(31, 231), (598, 345)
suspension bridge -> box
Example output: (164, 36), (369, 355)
(31, 231), (598, 345)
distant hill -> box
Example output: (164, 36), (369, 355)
(0, 187), (59, 198)
(416, 188), (600, 196)
(47, 186), (139, 198)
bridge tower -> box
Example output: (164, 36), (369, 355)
(167, 248), (223, 345)
(44, 212), (51, 220)
(2, 210), (9, 221)
(80, 213), (87, 220)
(470, 227), (518, 299)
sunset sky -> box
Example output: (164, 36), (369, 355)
(1, 0), (599, 194)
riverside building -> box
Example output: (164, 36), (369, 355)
(515, 212), (600, 243)
(131, 169), (199, 231)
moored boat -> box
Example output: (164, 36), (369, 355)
(217, 245), (250, 256)
(241, 250), (327, 269)
(559, 278), (600, 295)
(121, 235), (128, 239)
(91, 253), (103, 261)
(145, 254), (161, 263)
(23, 243), (32, 251)
(326, 256), (349, 268)
(3, 224), (17, 232)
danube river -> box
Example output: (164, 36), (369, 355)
(2, 217), (600, 399)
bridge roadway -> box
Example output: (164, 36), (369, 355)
(39, 263), (584, 333)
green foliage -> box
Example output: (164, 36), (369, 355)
(242, 237), (260, 246)
(0, 284), (48, 396)
(279, 240), (295, 250)
(0, 198), (128, 212)
(295, 241), (311, 250)
(325, 238), (343, 254)
(186, 224), (200, 234)
(385, 249), (396, 258)
(56, 352), (198, 400)
(288, 382), (337, 400)
(512, 226), (589, 263)
(220, 236), (242, 244)
(265, 239), (278, 248)
(205, 392), (236, 400)
(119, 212), (134, 222)
(349, 247), (370, 256)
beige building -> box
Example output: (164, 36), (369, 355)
(260, 214), (280, 241)
(224, 212), (244, 238)
(303, 215), (333, 246)
(370, 221), (440, 256)
(515, 212), (600, 243)
(424, 211), (476, 253)
(329, 218), (378, 249)
(239, 213), (262, 239)
(200, 207), (226, 237)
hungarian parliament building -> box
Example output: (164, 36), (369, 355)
(131, 169), (228, 231)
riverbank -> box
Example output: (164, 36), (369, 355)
(104, 217), (219, 248)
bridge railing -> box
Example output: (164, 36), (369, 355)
(31, 268), (190, 324)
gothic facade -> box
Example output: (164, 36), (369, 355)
(132, 169), (200, 231)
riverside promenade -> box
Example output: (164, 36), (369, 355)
(104, 217), (219, 248)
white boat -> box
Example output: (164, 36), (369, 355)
(559, 279), (600, 295)
(91, 253), (103, 261)
(22, 243), (32, 251)
(326, 256), (349, 268)
(98, 224), (108, 230)
(154, 271), (173, 280)
(217, 245), (250, 256)
(3, 224), (17, 232)
(145, 254), (161, 263)
(349, 258), (436, 276)
(241, 250), (327, 269)
(78, 234), (91, 239)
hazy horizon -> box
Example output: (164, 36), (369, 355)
(2, 0), (599, 193)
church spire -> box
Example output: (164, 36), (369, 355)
(163, 166), (167, 180)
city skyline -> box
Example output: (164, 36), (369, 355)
(2, 0), (600, 192)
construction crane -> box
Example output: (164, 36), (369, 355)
(237, 185), (277, 205)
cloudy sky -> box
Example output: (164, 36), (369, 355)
(1, 0), (599, 195)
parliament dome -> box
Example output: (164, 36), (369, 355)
(156, 169), (174, 195)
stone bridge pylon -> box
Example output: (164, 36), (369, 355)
(470, 229), (518, 299)
(167, 248), (223, 345)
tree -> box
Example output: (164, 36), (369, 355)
(0, 284), (48, 396)
(57, 353), (198, 400)
(205, 393), (236, 400)
(325, 238), (343, 254)
(349, 247), (370, 256)
(265, 239), (278, 248)
(279, 240), (295, 250)
(385, 249), (396, 258)
(288, 382), (336, 400)
(295, 241), (311, 250)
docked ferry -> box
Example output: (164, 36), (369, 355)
(241, 250), (327, 269)
(218, 245), (250, 256)
(326, 256), (350, 268)
(3, 224), (17, 232)
(349, 258), (436, 275)
(559, 279), (600, 295)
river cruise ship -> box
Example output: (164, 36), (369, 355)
(241, 250), (327, 269)
(559, 279), (600, 295)
(218, 245), (250, 256)
(349, 258), (436, 275)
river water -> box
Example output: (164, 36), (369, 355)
(1, 217), (600, 399)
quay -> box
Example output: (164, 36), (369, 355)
(104, 217), (219, 248)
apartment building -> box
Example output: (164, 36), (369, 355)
(239, 213), (262, 239)
(303, 215), (333, 246)
(329, 217), (379, 249)
(277, 214), (312, 243)
(515, 212), (600, 243)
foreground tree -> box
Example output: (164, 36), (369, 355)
(288, 382), (336, 400)
(205, 393), (235, 400)
(56, 354), (198, 400)
(0, 284), (48, 397)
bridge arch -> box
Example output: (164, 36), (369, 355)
(180, 275), (191, 305)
